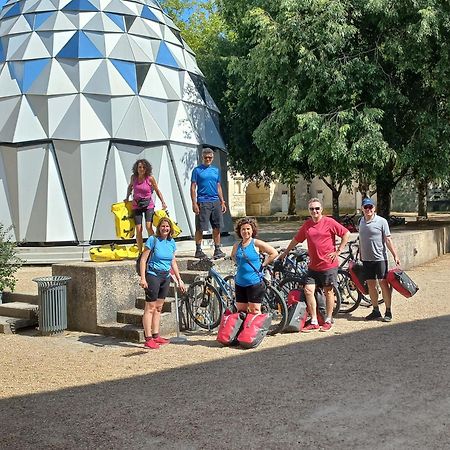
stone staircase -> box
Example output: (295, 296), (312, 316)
(97, 258), (218, 342)
(0, 292), (39, 334)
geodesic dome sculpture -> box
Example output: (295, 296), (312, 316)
(0, 0), (226, 244)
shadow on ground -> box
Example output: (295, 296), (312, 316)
(2, 316), (450, 450)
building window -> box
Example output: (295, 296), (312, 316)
(306, 183), (311, 194)
(235, 180), (242, 194)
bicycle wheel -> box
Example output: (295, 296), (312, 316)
(222, 274), (237, 311)
(185, 280), (224, 330)
(261, 284), (288, 335)
(336, 269), (363, 313)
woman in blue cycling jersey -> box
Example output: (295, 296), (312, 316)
(231, 217), (278, 314)
(139, 217), (185, 349)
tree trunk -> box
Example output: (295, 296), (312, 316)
(376, 171), (394, 219)
(417, 178), (428, 218)
(288, 183), (296, 215)
(332, 189), (340, 218)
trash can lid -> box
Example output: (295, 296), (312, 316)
(32, 276), (71, 287)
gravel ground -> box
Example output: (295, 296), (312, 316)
(1, 253), (449, 449)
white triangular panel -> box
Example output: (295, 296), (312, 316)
(79, 58), (102, 90)
(0, 148), (15, 232)
(169, 101), (200, 145)
(79, 12), (96, 29)
(107, 33), (135, 61)
(26, 94), (50, 134)
(50, 29), (78, 55)
(80, 94), (110, 140)
(49, 94), (80, 140)
(157, 65), (182, 99)
(115, 97), (147, 141)
(130, 35), (155, 61)
(82, 59), (109, 94)
(84, 94), (112, 135)
(0, 17), (20, 37)
(21, 0), (45, 13)
(0, 64), (21, 97)
(27, 59), (77, 95)
(140, 97), (169, 137)
(103, 0), (136, 16)
(110, 95), (134, 135)
(182, 73), (206, 106)
(0, 96), (21, 141)
(136, 97), (166, 141)
(129, 35), (152, 62)
(39, 10), (77, 32)
(145, 20), (163, 39)
(13, 97), (48, 142)
(6, 33), (30, 59)
(139, 63), (166, 99)
(7, 14), (32, 35)
(28, 0), (56, 13)
(184, 50), (202, 76)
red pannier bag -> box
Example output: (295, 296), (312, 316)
(348, 261), (368, 295)
(216, 310), (246, 346)
(237, 313), (272, 349)
(284, 289), (308, 333)
(387, 268), (419, 298)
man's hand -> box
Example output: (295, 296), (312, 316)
(139, 279), (148, 289)
(221, 201), (227, 213)
(192, 202), (200, 215)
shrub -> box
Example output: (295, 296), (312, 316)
(0, 223), (22, 292)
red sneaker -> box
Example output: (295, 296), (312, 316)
(320, 322), (332, 332)
(144, 339), (160, 349)
(153, 336), (170, 345)
(301, 323), (320, 333)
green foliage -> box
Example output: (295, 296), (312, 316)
(0, 223), (22, 292)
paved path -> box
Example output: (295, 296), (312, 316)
(1, 252), (449, 449)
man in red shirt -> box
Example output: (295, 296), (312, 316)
(280, 198), (350, 331)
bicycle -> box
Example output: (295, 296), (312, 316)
(184, 258), (288, 335)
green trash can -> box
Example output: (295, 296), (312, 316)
(33, 276), (71, 336)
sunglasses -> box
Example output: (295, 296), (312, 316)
(363, 205), (374, 210)
(309, 207), (321, 211)
(203, 156), (213, 160)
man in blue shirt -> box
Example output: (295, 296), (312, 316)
(190, 148), (227, 259)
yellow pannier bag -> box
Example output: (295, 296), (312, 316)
(152, 209), (182, 238)
(126, 244), (140, 260)
(111, 201), (135, 240)
(90, 244), (124, 262)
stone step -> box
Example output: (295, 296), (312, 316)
(2, 292), (39, 305)
(117, 308), (177, 329)
(0, 302), (39, 320)
(98, 311), (177, 343)
(135, 295), (177, 311)
(0, 315), (37, 334)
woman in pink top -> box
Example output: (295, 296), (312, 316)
(125, 159), (167, 253)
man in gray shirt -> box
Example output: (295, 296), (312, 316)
(359, 197), (400, 322)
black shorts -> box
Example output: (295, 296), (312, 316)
(195, 201), (223, 232)
(304, 268), (338, 287)
(362, 260), (388, 280)
(133, 207), (154, 226)
(235, 281), (266, 304)
(144, 272), (170, 302)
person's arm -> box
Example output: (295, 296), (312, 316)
(255, 240), (278, 267)
(171, 258), (186, 293)
(190, 181), (199, 214)
(124, 176), (134, 202)
(217, 182), (227, 213)
(279, 236), (300, 260)
(150, 176), (167, 210)
(329, 231), (350, 262)
(139, 247), (150, 289)
(230, 243), (238, 261)
(385, 236), (400, 266)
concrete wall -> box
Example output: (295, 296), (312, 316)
(52, 260), (139, 333)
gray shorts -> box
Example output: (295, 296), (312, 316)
(305, 268), (338, 287)
(133, 208), (154, 226)
(195, 201), (223, 232)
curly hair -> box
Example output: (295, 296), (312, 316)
(235, 217), (258, 239)
(155, 217), (174, 239)
(132, 159), (152, 178)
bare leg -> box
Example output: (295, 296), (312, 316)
(146, 220), (154, 237)
(236, 302), (248, 313)
(247, 302), (261, 314)
(142, 301), (155, 338)
(195, 230), (203, 245)
(151, 299), (165, 335)
(379, 279), (393, 310)
(212, 228), (221, 246)
(366, 279), (379, 307)
(135, 224), (143, 253)
(304, 284), (317, 321)
(324, 285), (335, 319)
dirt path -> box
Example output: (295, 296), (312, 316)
(1, 255), (450, 449)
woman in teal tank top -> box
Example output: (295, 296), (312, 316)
(231, 218), (278, 314)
